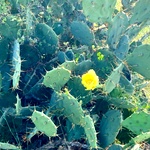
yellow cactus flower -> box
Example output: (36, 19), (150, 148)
(81, 69), (99, 90)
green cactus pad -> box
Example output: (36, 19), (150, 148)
(129, 0), (150, 25)
(91, 49), (118, 80)
(104, 63), (124, 93)
(35, 23), (58, 55)
(0, 63), (12, 93)
(0, 16), (20, 39)
(108, 144), (123, 150)
(0, 38), (9, 65)
(107, 12), (128, 49)
(0, 142), (20, 150)
(82, 0), (117, 23)
(31, 110), (57, 137)
(75, 60), (93, 75)
(106, 97), (137, 109)
(133, 132), (150, 143)
(123, 132), (150, 149)
(70, 21), (95, 46)
(0, 73), (2, 91)
(50, 91), (85, 126)
(12, 40), (21, 90)
(83, 115), (98, 149)
(15, 94), (22, 115)
(122, 111), (150, 135)
(119, 75), (134, 94)
(58, 51), (69, 63)
(99, 110), (122, 148)
(107, 87), (137, 109)
(66, 120), (85, 142)
(114, 35), (129, 60)
(67, 76), (92, 105)
(61, 92), (85, 126)
(125, 24), (141, 41)
(60, 61), (76, 71)
(43, 67), (71, 91)
(126, 45), (150, 79)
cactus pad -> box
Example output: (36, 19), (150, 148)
(43, 67), (71, 91)
(31, 110), (57, 137)
(82, 0), (117, 24)
(122, 111), (150, 135)
(127, 45), (150, 79)
(83, 115), (98, 149)
(99, 110), (122, 148)
(70, 21), (95, 46)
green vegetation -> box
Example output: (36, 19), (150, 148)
(0, 0), (150, 149)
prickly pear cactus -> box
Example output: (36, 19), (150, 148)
(50, 91), (85, 126)
(0, 38), (9, 65)
(123, 131), (150, 149)
(99, 110), (122, 148)
(0, 16), (20, 39)
(129, 0), (150, 24)
(104, 63), (124, 93)
(83, 115), (98, 149)
(114, 35), (129, 60)
(108, 144), (123, 150)
(107, 87), (137, 109)
(12, 40), (21, 90)
(0, 0), (150, 149)
(66, 120), (85, 142)
(70, 21), (95, 46)
(82, 0), (117, 23)
(127, 45), (150, 79)
(67, 76), (92, 105)
(0, 142), (20, 150)
(122, 111), (150, 135)
(91, 49), (118, 80)
(43, 67), (71, 91)
(31, 110), (57, 137)
(35, 23), (58, 55)
(107, 12), (128, 49)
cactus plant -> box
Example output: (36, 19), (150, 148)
(66, 120), (85, 142)
(60, 61), (76, 71)
(0, 0), (150, 149)
(31, 110), (57, 137)
(107, 87), (137, 109)
(83, 115), (98, 149)
(74, 60), (93, 75)
(0, 38), (9, 65)
(12, 39), (21, 89)
(99, 110), (122, 148)
(50, 90), (86, 125)
(43, 67), (71, 91)
(122, 111), (150, 135)
(104, 63), (124, 93)
(70, 21), (95, 46)
(119, 75), (134, 94)
(0, 142), (20, 150)
(129, 0), (150, 25)
(67, 76), (92, 105)
(0, 16), (20, 39)
(82, 0), (117, 24)
(123, 132), (150, 149)
(114, 35), (129, 60)
(35, 23), (58, 55)
(107, 12), (128, 49)
(108, 144), (123, 150)
(91, 49), (118, 80)
(127, 45), (150, 79)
